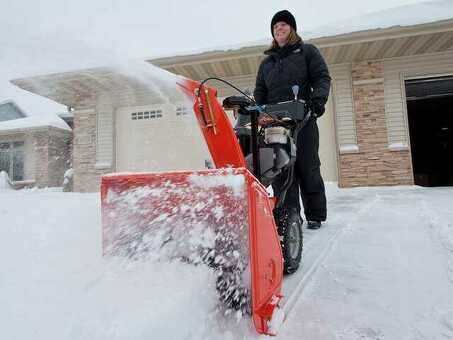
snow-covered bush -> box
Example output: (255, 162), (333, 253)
(0, 171), (14, 191)
(62, 168), (74, 192)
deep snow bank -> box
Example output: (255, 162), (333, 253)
(0, 190), (254, 340)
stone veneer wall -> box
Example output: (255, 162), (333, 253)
(73, 109), (113, 192)
(338, 60), (414, 187)
(47, 129), (72, 187)
(32, 131), (49, 187)
(32, 128), (72, 188)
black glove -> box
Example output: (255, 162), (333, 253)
(311, 101), (325, 118)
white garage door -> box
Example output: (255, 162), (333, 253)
(116, 104), (211, 172)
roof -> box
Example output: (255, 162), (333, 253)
(0, 114), (71, 134)
(11, 64), (188, 109)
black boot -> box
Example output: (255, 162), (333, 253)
(307, 220), (321, 230)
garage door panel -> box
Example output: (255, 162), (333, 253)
(116, 104), (211, 172)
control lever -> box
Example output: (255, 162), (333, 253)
(292, 85), (299, 101)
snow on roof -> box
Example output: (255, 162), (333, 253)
(302, 0), (453, 40)
(152, 0), (453, 59)
(0, 114), (71, 133)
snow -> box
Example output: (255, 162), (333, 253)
(301, 0), (453, 41)
(1, 184), (453, 339)
(188, 171), (246, 198)
(268, 307), (285, 335)
(0, 171), (14, 190)
(63, 168), (74, 179)
(148, 0), (453, 59)
(0, 114), (71, 132)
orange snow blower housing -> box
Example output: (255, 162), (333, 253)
(101, 78), (284, 335)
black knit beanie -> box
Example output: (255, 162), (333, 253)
(271, 10), (297, 37)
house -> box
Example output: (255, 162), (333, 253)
(10, 1), (453, 191)
(0, 100), (72, 188)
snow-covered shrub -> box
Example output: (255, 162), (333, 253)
(0, 171), (14, 191)
(62, 168), (74, 192)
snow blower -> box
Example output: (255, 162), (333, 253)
(101, 76), (309, 335)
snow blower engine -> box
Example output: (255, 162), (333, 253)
(101, 77), (311, 336)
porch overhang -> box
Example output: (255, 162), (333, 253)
(11, 67), (187, 110)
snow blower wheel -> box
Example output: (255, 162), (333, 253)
(275, 209), (303, 275)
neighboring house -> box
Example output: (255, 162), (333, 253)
(10, 1), (453, 191)
(0, 101), (72, 188)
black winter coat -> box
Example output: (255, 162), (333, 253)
(254, 42), (331, 107)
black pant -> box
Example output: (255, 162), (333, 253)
(272, 118), (327, 221)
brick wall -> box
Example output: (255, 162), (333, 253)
(73, 109), (113, 192)
(47, 129), (72, 187)
(31, 128), (72, 188)
(339, 60), (414, 187)
(32, 131), (50, 187)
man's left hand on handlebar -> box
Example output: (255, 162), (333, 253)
(311, 101), (325, 118)
(258, 115), (276, 125)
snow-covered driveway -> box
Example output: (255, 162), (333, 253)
(281, 185), (453, 339)
(1, 185), (452, 339)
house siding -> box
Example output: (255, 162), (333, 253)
(96, 95), (114, 168)
(330, 64), (358, 152)
(338, 60), (413, 187)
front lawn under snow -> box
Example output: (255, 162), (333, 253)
(1, 184), (452, 339)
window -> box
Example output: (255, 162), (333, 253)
(0, 141), (24, 181)
(131, 110), (163, 121)
(176, 107), (190, 116)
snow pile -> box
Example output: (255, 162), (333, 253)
(103, 170), (252, 317)
(0, 190), (254, 340)
(188, 170), (246, 198)
(0, 170), (14, 190)
(0, 114), (71, 132)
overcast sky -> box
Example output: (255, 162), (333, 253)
(0, 0), (436, 116)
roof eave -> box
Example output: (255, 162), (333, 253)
(0, 125), (72, 136)
(149, 18), (453, 67)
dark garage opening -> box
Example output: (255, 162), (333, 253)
(406, 76), (453, 187)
